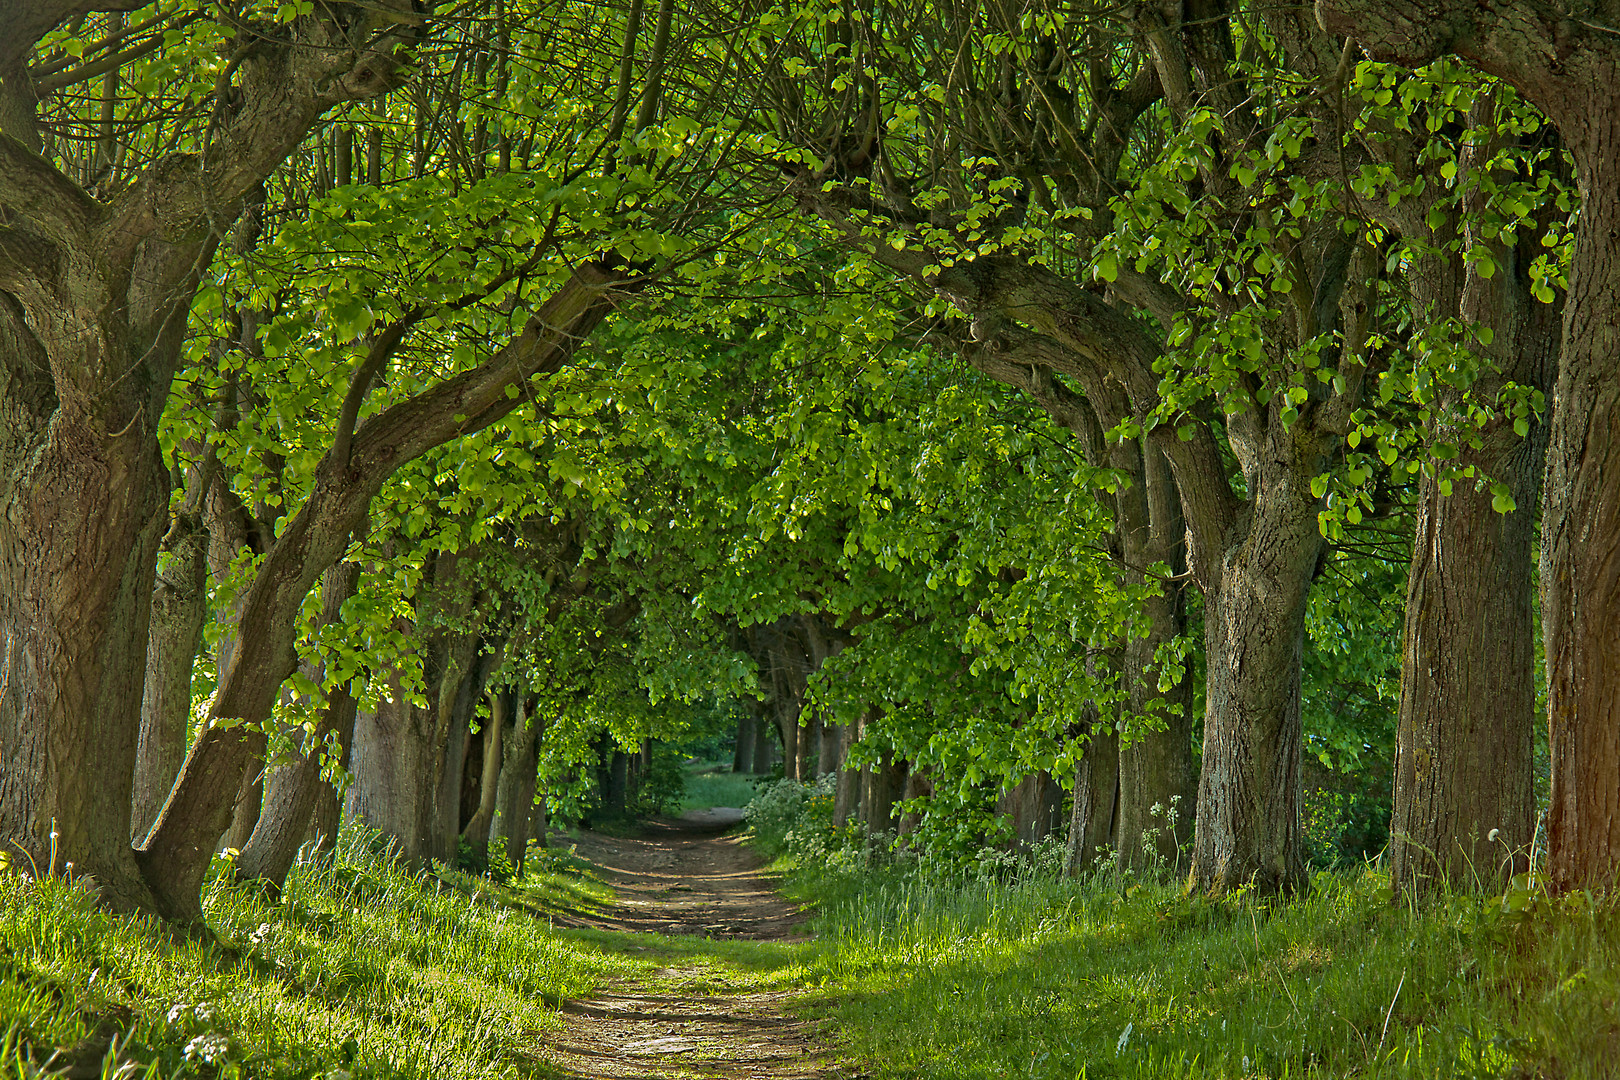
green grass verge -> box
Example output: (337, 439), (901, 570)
(0, 830), (643, 1079)
(679, 762), (762, 813)
(776, 859), (1620, 1079)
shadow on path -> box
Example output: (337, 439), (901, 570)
(536, 811), (853, 1080)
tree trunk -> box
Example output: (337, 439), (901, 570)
(733, 708), (757, 774)
(132, 506), (211, 842)
(1393, 212), (1557, 894)
(862, 751), (906, 835)
(752, 702), (776, 774)
(833, 714), (862, 825)
(234, 561), (363, 892)
(462, 691), (507, 854)
(491, 697), (541, 869)
(1191, 500), (1321, 894)
(897, 770), (932, 840)
(0, 288), (171, 911)
(1065, 717), (1119, 875)
(223, 772), (264, 855)
(998, 770), (1066, 851)
(797, 713), (819, 784)
(347, 678), (437, 865)
(1114, 442), (1196, 871)
(819, 722), (843, 777)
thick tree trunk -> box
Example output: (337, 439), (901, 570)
(1191, 492), (1321, 894)
(234, 562), (362, 892)
(1393, 221), (1556, 894)
(1065, 716), (1119, 875)
(0, 292), (172, 911)
(491, 698), (541, 868)
(1540, 160), (1620, 892)
(347, 678), (437, 865)
(1316, 0), (1620, 893)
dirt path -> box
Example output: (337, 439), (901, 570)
(538, 812), (847, 1080)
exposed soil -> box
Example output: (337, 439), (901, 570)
(538, 811), (850, 1080)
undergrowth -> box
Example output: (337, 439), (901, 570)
(0, 828), (637, 1079)
(748, 778), (1620, 1079)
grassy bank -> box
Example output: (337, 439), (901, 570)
(736, 771), (1620, 1079)
(0, 833), (639, 1080)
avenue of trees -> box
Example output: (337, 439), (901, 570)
(1, 0), (1616, 922)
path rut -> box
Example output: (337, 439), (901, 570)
(538, 813), (846, 1079)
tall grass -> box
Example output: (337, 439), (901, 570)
(781, 859), (1620, 1078)
(0, 828), (640, 1079)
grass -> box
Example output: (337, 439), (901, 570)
(679, 761), (763, 813)
(8, 807), (1617, 1080)
(773, 858), (1620, 1079)
(0, 830), (645, 1079)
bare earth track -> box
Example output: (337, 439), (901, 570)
(537, 812), (847, 1079)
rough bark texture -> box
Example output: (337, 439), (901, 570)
(1065, 712), (1120, 875)
(861, 751), (907, 835)
(347, 681), (437, 865)
(0, 0), (425, 915)
(1390, 189), (1557, 893)
(1316, 0), (1620, 892)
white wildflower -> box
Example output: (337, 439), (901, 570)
(183, 1034), (230, 1065)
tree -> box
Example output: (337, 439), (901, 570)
(0, 0), (421, 911)
(1315, 0), (1618, 892)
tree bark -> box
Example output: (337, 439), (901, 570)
(491, 697), (541, 868)
(998, 770), (1066, 851)
(132, 497), (210, 842)
(1115, 442), (1196, 870)
(462, 690), (507, 853)
(833, 712), (863, 825)
(1065, 713), (1120, 875)
(233, 561), (363, 893)
(347, 680), (437, 865)
(862, 751), (906, 835)
(1316, 0), (1620, 893)
(1391, 195), (1557, 893)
